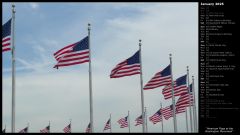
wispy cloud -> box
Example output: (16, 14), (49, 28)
(29, 3), (39, 9)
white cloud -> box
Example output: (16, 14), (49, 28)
(29, 3), (39, 9)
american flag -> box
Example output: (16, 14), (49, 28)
(175, 93), (190, 114)
(161, 105), (173, 120)
(144, 65), (171, 90)
(162, 74), (188, 99)
(103, 119), (111, 131)
(117, 116), (128, 128)
(40, 125), (50, 133)
(149, 109), (162, 124)
(2, 18), (12, 52)
(135, 115), (143, 126)
(110, 51), (140, 78)
(53, 36), (89, 69)
(63, 124), (71, 133)
(85, 123), (91, 133)
(19, 127), (28, 133)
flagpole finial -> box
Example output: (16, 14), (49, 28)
(88, 23), (91, 29)
(139, 39), (142, 47)
(12, 4), (16, 13)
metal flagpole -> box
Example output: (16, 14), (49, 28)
(27, 122), (29, 133)
(139, 39), (146, 133)
(11, 4), (16, 133)
(160, 103), (164, 133)
(49, 121), (50, 133)
(88, 23), (94, 133)
(70, 119), (72, 133)
(187, 66), (193, 132)
(110, 113), (112, 133)
(192, 76), (198, 132)
(185, 108), (189, 132)
(128, 111), (130, 133)
(144, 107), (148, 132)
(169, 54), (177, 133)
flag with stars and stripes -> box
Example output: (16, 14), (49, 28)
(135, 115), (143, 126)
(149, 109), (163, 124)
(162, 74), (188, 99)
(53, 36), (89, 69)
(110, 51), (140, 78)
(2, 18), (12, 52)
(144, 65), (171, 90)
(117, 116), (128, 128)
(103, 119), (111, 131)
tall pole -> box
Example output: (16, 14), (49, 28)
(160, 103), (164, 133)
(110, 113), (112, 133)
(70, 119), (72, 133)
(49, 121), (50, 133)
(88, 23), (94, 133)
(128, 111), (130, 133)
(139, 39), (145, 133)
(27, 123), (29, 133)
(169, 54), (177, 132)
(192, 76), (198, 132)
(187, 66), (193, 132)
(185, 108), (189, 132)
(144, 107), (148, 132)
(11, 4), (16, 133)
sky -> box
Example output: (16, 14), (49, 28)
(2, 2), (198, 133)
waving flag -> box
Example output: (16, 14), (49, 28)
(40, 125), (50, 133)
(144, 65), (171, 90)
(19, 127), (28, 133)
(175, 93), (190, 114)
(2, 18), (12, 52)
(117, 116), (128, 128)
(149, 109), (162, 124)
(53, 36), (89, 69)
(85, 123), (91, 133)
(162, 74), (188, 99)
(161, 105), (173, 120)
(103, 119), (111, 131)
(135, 115), (143, 126)
(63, 124), (71, 133)
(110, 51), (140, 78)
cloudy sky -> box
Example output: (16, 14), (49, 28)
(2, 2), (198, 133)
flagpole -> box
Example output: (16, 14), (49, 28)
(88, 23), (94, 133)
(128, 111), (130, 133)
(192, 76), (198, 132)
(11, 4), (16, 133)
(70, 119), (72, 133)
(27, 122), (29, 133)
(169, 54), (177, 132)
(110, 113), (112, 133)
(49, 121), (50, 133)
(187, 66), (193, 132)
(185, 108), (189, 132)
(139, 39), (145, 133)
(144, 107), (148, 133)
(160, 103), (164, 133)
